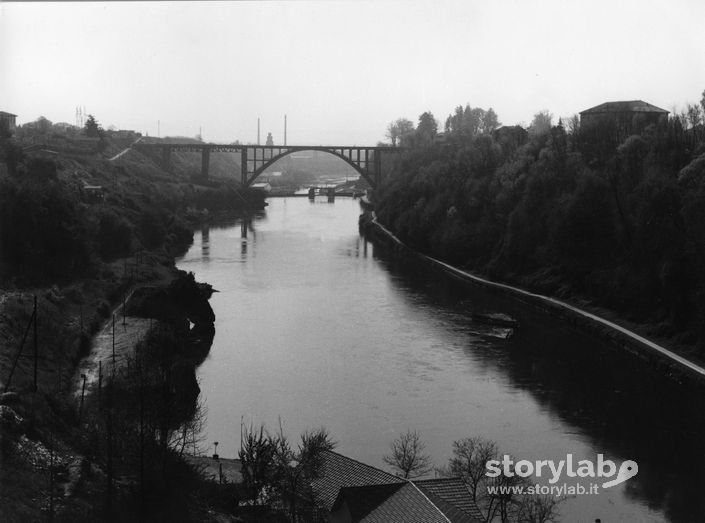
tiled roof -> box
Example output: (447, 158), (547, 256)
(353, 482), (452, 523)
(314, 451), (484, 522)
(331, 483), (406, 520)
(0, 111), (17, 117)
(580, 100), (668, 115)
(415, 478), (485, 522)
(310, 450), (403, 511)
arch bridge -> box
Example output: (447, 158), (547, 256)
(133, 143), (405, 188)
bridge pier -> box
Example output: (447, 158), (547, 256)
(374, 152), (382, 188)
(201, 146), (210, 180)
(240, 148), (248, 186)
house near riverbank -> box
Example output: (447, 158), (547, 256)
(311, 450), (484, 522)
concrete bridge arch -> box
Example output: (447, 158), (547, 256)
(135, 142), (405, 189)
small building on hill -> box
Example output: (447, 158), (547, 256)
(0, 111), (17, 130)
(580, 100), (668, 138)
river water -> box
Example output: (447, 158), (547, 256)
(176, 196), (705, 522)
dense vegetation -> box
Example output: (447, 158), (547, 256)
(0, 123), (263, 285)
(0, 119), (264, 521)
(377, 94), (705, 356)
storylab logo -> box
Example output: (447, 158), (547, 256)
(486, 454), (638, 492)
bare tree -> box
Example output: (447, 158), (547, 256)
(444, 436), (497, 503)
(515, 493), (561, 523)
(167, 396), (207, 456)
(386, 118), (415, 147)
(439, 437), (562, 523)
(275, 426), (337, 522)
(383, 429), (433, 479)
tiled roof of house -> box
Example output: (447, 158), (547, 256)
(331, 483), (406, 520)
(332, 481), (482, 523)
(580, 100), (668, 115)
(311, 450), (403, 511)
(314, 451), (484, 523)
(358, 482), (453, 522)
(415, 478), (486, 522)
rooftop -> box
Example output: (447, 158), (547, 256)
(580, 100), (668, 115)
(313, 451), (483, 523)
(415, 478), (486, 522)
(311, 450), (403, 511)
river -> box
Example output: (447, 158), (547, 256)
(176, 196), (705, 522)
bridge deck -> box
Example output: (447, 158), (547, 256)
(133, 143), (405, 188)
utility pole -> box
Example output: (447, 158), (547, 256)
(257, 117), (260, 145)
(158, 120), (160, 138)
(112, 314), (116, 368)
(49, 432), (54, 521)
(284, 114), (287, 146)
(98, 361), (102, 407)
(79, 374), (87, 421)
(33, 296), (38, 392)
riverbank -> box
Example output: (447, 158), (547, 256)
(0, 133), (259, 520)
(0, 248), (223, 521)
(360, 211), (705, 385)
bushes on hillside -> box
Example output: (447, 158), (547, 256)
(0, 167), (89, 279)
(0, 156), (196, 283)
(376, 107), (705, 352)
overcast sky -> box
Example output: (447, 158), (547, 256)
(2, 0), (704, 145)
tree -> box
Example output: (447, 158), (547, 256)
(481, 108), (501, 134)
(84, 114), (103, 138)
(529, 110), (553, 137)
(440, 436), (562, 523)
(445, 437), (497, 504)
(686, 104), (703, 129)
(416, 111), (438, 145)
(386, 121), (400, 147)
(386, 117), (415, 147)
(445, 105), (465, 134)
(239, 423), (277, 506)
(274, 426), (336, 522)
(383, 429), (432, 479)
(463, 106), (485, 137)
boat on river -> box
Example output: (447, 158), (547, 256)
(472, 312), (519, 328)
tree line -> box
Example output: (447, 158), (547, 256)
(377, 91), (705, 355)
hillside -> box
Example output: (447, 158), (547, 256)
(0, 128), (260, 521)
(375, 107), (705, 362)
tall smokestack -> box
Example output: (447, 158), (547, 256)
(284, 114), (287, 146)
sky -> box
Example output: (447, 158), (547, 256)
(2, 0), (704, 145)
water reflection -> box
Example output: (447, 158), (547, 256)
(372, 244), (705, 523)
(178, 198), (704, 522)
(200, 224), (209, 259)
